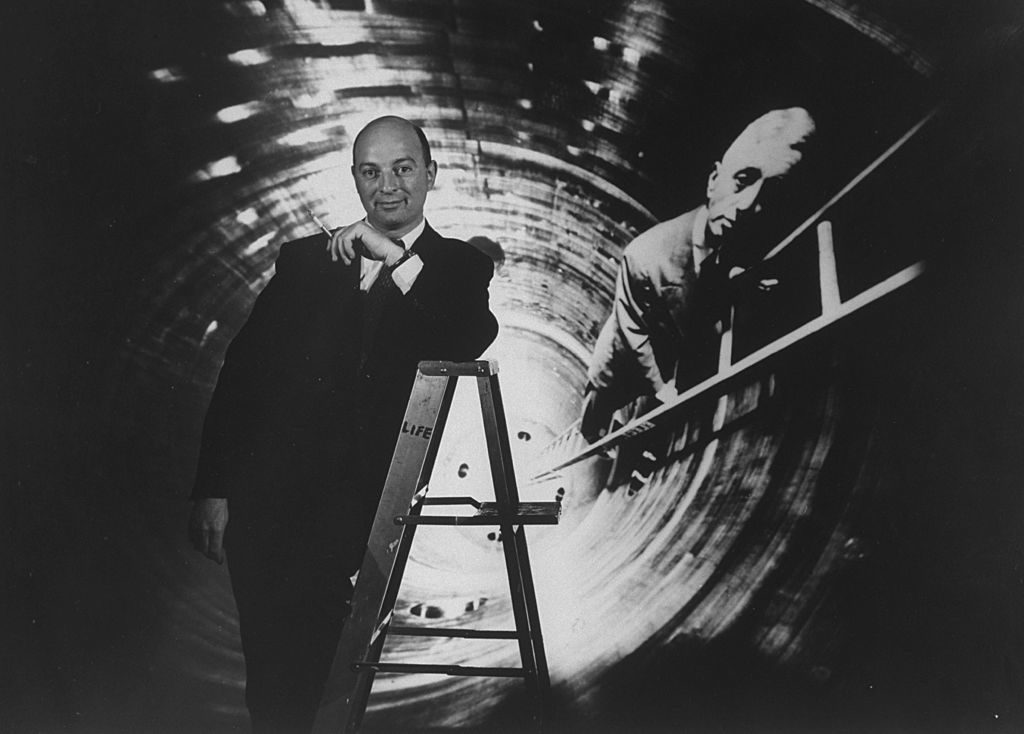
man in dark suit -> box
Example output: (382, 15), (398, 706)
(188, 116), (498, 733)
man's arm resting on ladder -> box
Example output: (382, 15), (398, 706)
(400, 243), (499, 361)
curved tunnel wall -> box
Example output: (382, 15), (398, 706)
(7, 1), (1024, 733)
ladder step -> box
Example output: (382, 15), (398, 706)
(352, 662), (527, 678)
(388, 625), (520, 639)
(418, 360), (497, 377)
(395, 501), (561, 526)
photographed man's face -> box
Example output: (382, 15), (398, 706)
(705, 132), (804, 246)
(352, 119), (437, 238)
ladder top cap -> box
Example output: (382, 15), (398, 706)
(418, 360), (498, 376)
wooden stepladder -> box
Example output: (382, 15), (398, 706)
(313, 360), (560, 734)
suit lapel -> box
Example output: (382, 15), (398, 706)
(339, 254), (361, 292)
(328, 254), (362, 338)
(411, 222), (441, 261)
(366, 223), (441, 355)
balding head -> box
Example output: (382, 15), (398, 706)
(706, 107), (816, 250)
(352, 116), (432, 168)
(721, 108), (814, 178)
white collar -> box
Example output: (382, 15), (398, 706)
(692, 205), (708, 249)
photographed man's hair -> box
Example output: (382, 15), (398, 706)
(724, 107), (816, 169)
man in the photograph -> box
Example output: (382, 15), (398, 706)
(188, 116), (498, 733)
(580, 107), (816, 442)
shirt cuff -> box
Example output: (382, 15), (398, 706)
(391, 253), (423, 294)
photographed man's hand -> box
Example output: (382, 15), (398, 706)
(655, 379), (679, 404)
(189, 498), (228, 565)
(580, 387), (617, 444)
(724, 262), (779, 292)
(327, 221), (405, 266)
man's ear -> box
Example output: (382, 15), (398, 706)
(706, 162), (721, 200)
(426, 160), (438, 189)
(350, 165), (358, 183)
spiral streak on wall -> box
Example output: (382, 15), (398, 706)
(10, 1), (1024, 733)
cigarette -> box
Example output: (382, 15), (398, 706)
(306, 207), (333, 237)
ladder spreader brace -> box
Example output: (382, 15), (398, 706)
(313, 360), (560, 734)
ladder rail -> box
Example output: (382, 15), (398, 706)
(512, 524), (551, 694)
(531, 259), (924, 480)
(477, 373), (548, 719)
(313, 370), (459, 734)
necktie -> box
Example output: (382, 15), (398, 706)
(691, 247), (736, 349)
(359, 239), (405, 371)
(697, 248), (719, 283)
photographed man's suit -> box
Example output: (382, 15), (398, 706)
(586, 207), (722, 423)
(191, 223), (498, 732)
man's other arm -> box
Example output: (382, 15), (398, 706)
(581, 252), (664, 441)
(188, 242), (302, 562)
(402, 242), (499, 360)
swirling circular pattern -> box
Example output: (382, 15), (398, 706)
(8, 2), (1024, 733)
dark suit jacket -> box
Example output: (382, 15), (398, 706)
(191, 223), (498, 534)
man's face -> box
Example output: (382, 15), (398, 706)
(351, 119), (436, 237)
(705, 133), (804, 260)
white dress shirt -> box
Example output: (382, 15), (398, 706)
(359, 218), (426, 295)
